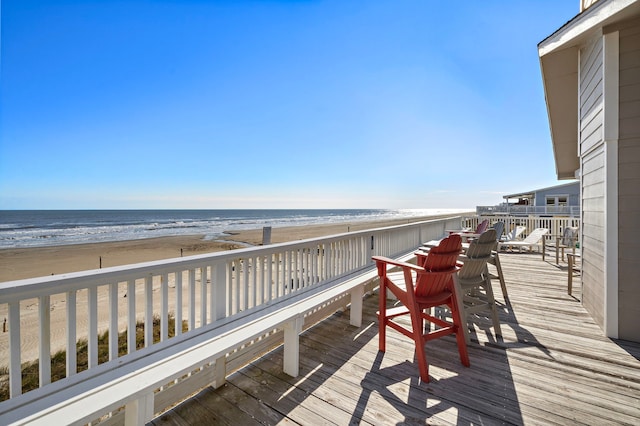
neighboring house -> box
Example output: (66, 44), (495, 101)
(539, 0), (640, 342)
(476, 181), (580, 216)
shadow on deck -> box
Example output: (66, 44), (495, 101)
(153, 252), (640, 425)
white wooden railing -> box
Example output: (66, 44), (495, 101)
(475, 205), (580, 217)
(463, 215), (581, 240)
(0, 216), (460, 423)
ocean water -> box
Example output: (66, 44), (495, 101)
(0, 209), (469, 249)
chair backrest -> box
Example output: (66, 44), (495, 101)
(513, 226), (526, 240)
(415, 234), (462, 298)
(562, 226), (579, 246)
(475, 219), (489, 234)
(523, 228), (549, 243)
(504, 225), (526, 241)
(491, 221), (505, 241)
(459, 229), (496, 280)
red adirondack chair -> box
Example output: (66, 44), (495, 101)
(372, 234), (469, 383)
(448, 218), (489, 242)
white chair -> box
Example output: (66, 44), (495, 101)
(501, 225), (526, 243)
(498, 228), (549, 252)
(458, 229), (502, 343)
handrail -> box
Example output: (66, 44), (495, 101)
(461, 215), (581, 240)
(0, 216), (461, 404)
(475, 205), (580, 217)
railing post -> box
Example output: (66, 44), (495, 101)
(124, 392), (154, 426)
(283, 316), (303, 377)
(350, 284), (364, 327)
(213, 355), (226, 388)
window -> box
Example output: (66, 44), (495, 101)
(546, 195), (569, 207)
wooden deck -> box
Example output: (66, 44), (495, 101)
(151, 251), (640, 425)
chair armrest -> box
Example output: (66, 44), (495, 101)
(446, 228), (470, 234)
(372, 256), (424, 272)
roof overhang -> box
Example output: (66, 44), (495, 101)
(503, 193), (534, 201)
(538, 0), (640, 180)
(502, 181), (579, 200)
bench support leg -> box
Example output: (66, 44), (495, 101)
(283, 316), (303, 377)
(125, 392), (154, 426)
(350, 285), (363, 327)
(213, 355), (226, 388)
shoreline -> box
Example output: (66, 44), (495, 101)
(0, 212), (470, 282)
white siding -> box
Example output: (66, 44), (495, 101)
(579, 35), (606, 329)
(580, 35), (604, 155)
(617, 20), (640, 342)
(581, 148), (606, 327)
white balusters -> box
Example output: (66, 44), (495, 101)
(175, 271), (183, 336)
(38, 295), (51, 387)
(144, 276), (153, 347)
(188, 269), (196, 330)
(88, 286), (98, 368)
(109, 283), (118, 360)
(9, 301), (21, 397)
(1, 216), (468, 404)
(161, 273), (169, 341)
(212, 262), (226, 321)
(127, 280), (136, 354)
(66, 290), (77, 375)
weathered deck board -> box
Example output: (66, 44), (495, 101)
(152, 252), (640, 425)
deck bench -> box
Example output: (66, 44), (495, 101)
(0, 257), (405, 426)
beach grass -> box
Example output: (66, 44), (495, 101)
(0, 315), (188, 401)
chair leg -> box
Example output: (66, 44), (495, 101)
(448, 294), (470, 367)
(492, 252), (509, 304)
(409, 304), (430, 382)
(453, 276), (471, 345)
(378, 282), (387, 352)
(484, 276), (502, 338)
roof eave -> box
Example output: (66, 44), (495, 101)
(539, 48), (580, 180)
(538, 0), (640, 180)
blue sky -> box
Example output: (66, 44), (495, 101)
(0, 0), (578, 210)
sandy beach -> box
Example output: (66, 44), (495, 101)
(0, 213), (468, 367)
(0, 213), (469, 282)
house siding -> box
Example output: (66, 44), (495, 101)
(581, 149), (606, 327)
(532, 182), (580, 208)
(617, 19), (640, 342)
(580, 35), (604, 155)
(580, 35), (606, 329)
